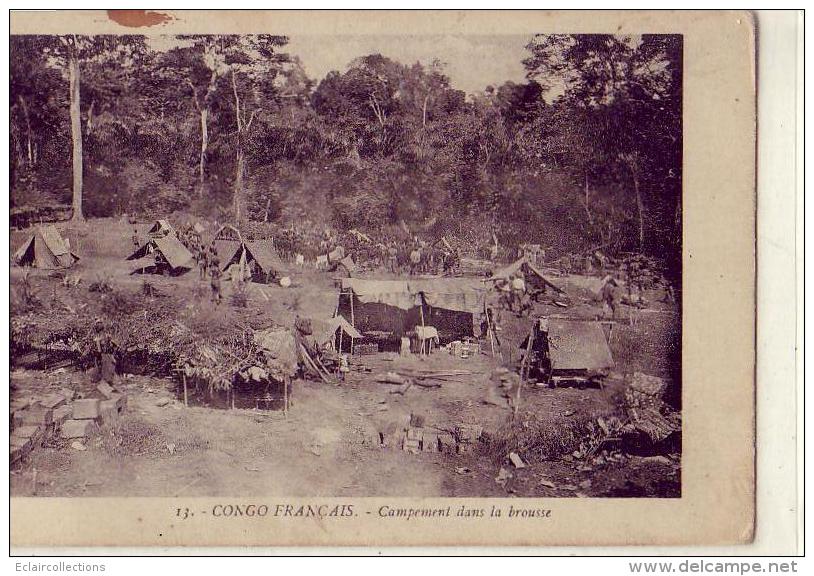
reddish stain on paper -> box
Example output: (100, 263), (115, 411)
(107, 10), (174, 28)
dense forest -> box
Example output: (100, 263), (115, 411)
(9, 34), (682, 270)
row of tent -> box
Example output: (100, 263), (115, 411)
(12, 223), (563, 310)
(127, 222), (288, 282)
(12, 225), (612, 376)
(11, 222), (288, 285)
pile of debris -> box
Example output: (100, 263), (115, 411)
(375, 368), (475, 395)
(10, 382), (128, 467)
(623, 372), (681, 449)
(380, 415), (483, 455)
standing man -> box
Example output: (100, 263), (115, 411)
(197, 244), (207, 280)
(92, 319), (117, 385)
(409, 244), (421, 276)
(131, 227), (140, 252)
(210, 264), (223, 305)
(387, 243), (398, 274)
(511, 271), (528, 316)
(601, 274), (622, 319)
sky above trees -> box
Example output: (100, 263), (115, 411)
(286, 34), (529, 95)
(149, 34), (530, 96)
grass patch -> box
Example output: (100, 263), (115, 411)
(101, 417), (167, 457)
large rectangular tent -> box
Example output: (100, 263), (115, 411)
(337, 277), (487, 347)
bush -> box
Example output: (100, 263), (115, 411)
(230, 281), (250, 308)
(98, 288), (144, 319)
(88, 273), (113, 294)
(11, 270), (41, 313)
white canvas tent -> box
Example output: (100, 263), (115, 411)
(314, 315), (362, 350)
(148, 219), (174, 238)
(13, 225), (79, 269)
(126, 235), (194, 275)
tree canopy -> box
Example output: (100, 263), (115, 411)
(10, 33), (682, 269)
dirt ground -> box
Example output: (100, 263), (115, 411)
(10, 220), (681, 498)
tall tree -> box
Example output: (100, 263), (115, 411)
(218, 35), (290, 222)
(523, 34), (681, 252)
(33, 35), (145, 222)
(161, 36), (229, 196)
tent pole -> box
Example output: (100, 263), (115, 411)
(283, 376), (289, 419)
(485, 300), (497, 359)
(419, 300), (426, 355)
(349, 291), (355, 356)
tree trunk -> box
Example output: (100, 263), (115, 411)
(18, 96), (33, 168)
(632, 172), (645, 251)
(233, 149), (244, 222)
(230, 70), (253, 224)
(198, 107), (209, 195)
(68, 56), (84, 222)
(263, 197), (271, 222)
(86, 100), (95, 135)
(232, 70), (243, 222)
(583, 172), (593, 223)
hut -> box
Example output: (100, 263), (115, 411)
(313, 315), (362, 353)
(209, 225), (287, 284)
(219, 239), (287, 284)
(13, 225), (79, 269)
(213, 224), (244, 243)
(178, 326), (299, 411)
(244, 240), (287, 283)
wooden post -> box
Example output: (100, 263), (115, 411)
(283, 376), (289, 419)
(418, 301), (426, 355)
(516, 325), (535, 419)
(348, 291), (355, 356)
(183, 373), (188, 407)
(485, 301), (496, 358)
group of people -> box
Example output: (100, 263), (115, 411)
(167, 223), (225, 304)
(399, 240), (459, 276)
(271, 222), (468, 276)
(494, 271), (532, 317)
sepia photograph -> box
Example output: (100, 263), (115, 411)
(8, 9), (765, 550)
(9, 25), (683, 500)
